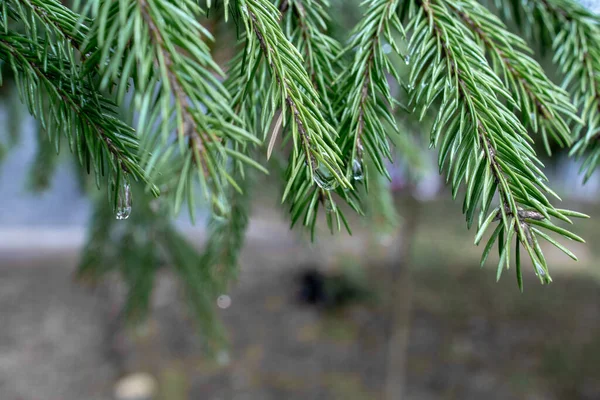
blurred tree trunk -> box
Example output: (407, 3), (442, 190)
(384, 193), (420, 400)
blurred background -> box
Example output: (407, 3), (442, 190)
(2, 1), (600, 400)
(1, 111), (600, 400)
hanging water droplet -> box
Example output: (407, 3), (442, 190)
(404, 54), (411, 65)
(421, 81), (429, 89)
(382, 43), (392, 54)
(352, 159), (364, 181)
(313, 162), (339, 191)
(535, 263), (546, 276)
(116, 181), (132, 220)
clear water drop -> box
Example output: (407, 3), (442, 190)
(116, 181), (132, 220)
(352, 159), (364, 181)
(535, 263), (546, 276)
(382, 43), (392, 54)
(404, 54), (411, 65)
(313, 162), (339, 191)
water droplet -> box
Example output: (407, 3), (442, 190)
(116, 181), (132, 220)
(382, 43), (392, 54)
(352, 159), (364, 181)
(313, 162), (339, 191)
(404, 54), (411, 65)
(421, 81), (429, 89)
(217, 294), (231, 309)
(535, 263), (546, 276)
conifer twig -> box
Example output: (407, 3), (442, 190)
(447, 0), (578, 154)
(237, 0), (348, 194)
(408, 0), (586, 286)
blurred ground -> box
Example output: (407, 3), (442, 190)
(0, 198), (599, 400)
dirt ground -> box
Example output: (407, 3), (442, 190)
(2, 199), (600, 400)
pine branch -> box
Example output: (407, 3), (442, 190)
(2, 0), (150, 201)
(0, 31), (150, 196)
(79, 185), (225, 343)
(7, 0), (88, 48)
(85, 0), (261, 216)
(28, 124), (59, 192)
(163, 224), (226, 347)
(277, 0), (361, 235)
(408, 0), (586, 287)
(493, 0), (600, 179)
(335, 0), (404, 180)
(279, 0), (340, 122)
(544, 0), (600, 180)
(200, 160), (251, 291)
(447, 0), (579, 154)
(236, 0), (349, 198)
(365, 159), (400, 235)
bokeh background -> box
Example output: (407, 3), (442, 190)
(2, 1), (600, 400)
(1, 113), (600, 400)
